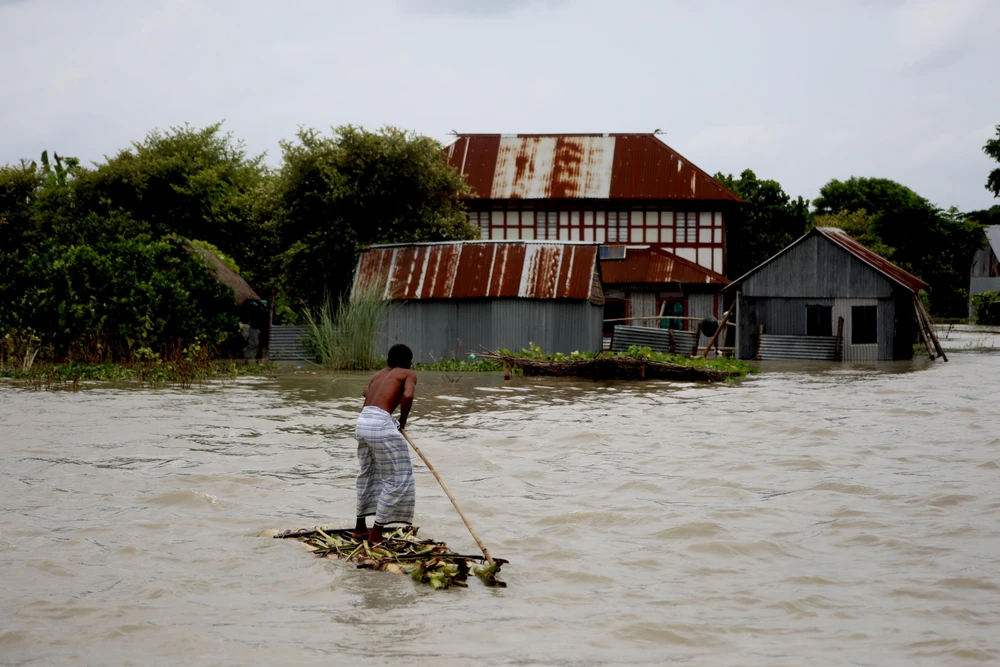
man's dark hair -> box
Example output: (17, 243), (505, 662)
(387, 344), (413, 368)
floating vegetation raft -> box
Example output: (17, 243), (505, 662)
(275, 525), (506, 589)
(485, 351), (741, 382)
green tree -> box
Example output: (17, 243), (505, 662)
(812, 209), (895, 258)
(714, 169), (810, 278)
(966, 204), (1000, 227)
(985, 125), (1000, 198)
(813, 176), (931, 217)
(814, 177), (984, 316)
(273, 125), (475, 310)
(73, 123), (268, 282)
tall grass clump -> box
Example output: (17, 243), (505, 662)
(304, 280), (390, 370)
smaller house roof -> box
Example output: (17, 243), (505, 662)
(987, 226), (1000, 256)
(601, 247), (729, 286)
(725, 227), (927, 294)
(971, 225), (1000, 278)
(355, 241), (603, 303)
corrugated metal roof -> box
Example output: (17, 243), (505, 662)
(972, 225), (1000, 278)
(444, 133), (741, 202)
(986, 226), (1000, 256)
(726, 227), (927, 294)
(601, 247), (730, 286)
(816, 227), (927, 293)
(355, 241), (602, 301)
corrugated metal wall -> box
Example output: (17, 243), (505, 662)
(759, 335), (838, 360)
(742, 234), (893, 299)
(736, 296), (897, 361)
(610, 325), (699, 356)
(380, 299), (603, 362)
(269, 325), (313, 361)
(628, 292), (657, 328)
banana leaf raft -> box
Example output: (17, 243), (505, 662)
(275, 525), (506, 589)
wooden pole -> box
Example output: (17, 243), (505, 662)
(702, 300), (736, 358)
(913, 295), (947, 362)
(399, 429), (495, 566)
(835, 316), (845, 362)
(913, 307), (935, 360)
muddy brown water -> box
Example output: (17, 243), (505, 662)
(2, 351), (999, 665)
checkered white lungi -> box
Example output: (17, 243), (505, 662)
(355, 406), (415, 525)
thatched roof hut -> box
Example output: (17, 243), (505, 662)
(186, 242), (261, 307)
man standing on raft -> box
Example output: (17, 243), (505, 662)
(353, 344), (418, 545)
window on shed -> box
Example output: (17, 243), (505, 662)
(535, 211), (558, 240)
(468, 212), (489, 239)
(805, 305), (832, 336)
(607, 211), (629, 243)
(851, 306), (878, 344)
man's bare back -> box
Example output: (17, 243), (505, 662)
(363, 367), (417, 429)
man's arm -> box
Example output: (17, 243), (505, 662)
(397, 371), (417, 430)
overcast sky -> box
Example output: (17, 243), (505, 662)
(3, 0), (998, 211)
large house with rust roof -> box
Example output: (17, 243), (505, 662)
(443, 133), (739, 348)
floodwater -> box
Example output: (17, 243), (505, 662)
(2, 350), (999, 666)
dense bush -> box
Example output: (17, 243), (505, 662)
(0, 147), (245, 362)
(972, 291), (1000, 325)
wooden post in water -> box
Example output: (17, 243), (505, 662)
(835, 316), (845, 361)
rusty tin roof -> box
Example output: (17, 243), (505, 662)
(817, 227), (927, 293)
(601, 247), (730, 286)
(444, 134), (741, 202)
(355, 241), (603, 302)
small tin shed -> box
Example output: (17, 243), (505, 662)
(724, 227), (927, 361)
(970, 226), (1000, 321)
(354, 241), (605, 363)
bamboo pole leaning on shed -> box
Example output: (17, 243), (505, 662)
(913, 305), (936, 360)
(702, 301), (736, 358)
(912, 294), (947, 362)
(399, 430), (495, 566)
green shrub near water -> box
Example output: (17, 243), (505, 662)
(303, 281), (391, 370)
(972, 291), (1000, 325)
(0, 359), (276, 387)
(412, 357), (505, 373)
